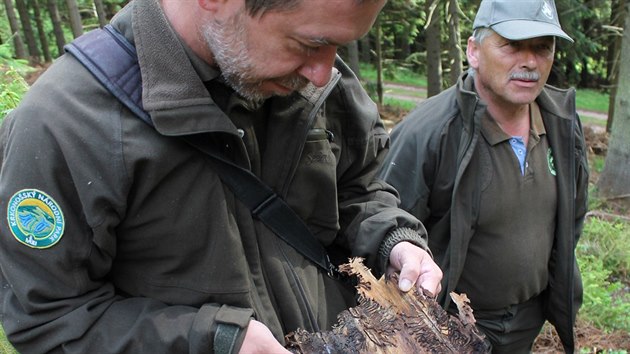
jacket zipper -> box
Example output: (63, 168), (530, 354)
(278, 240), (320, 332)
(280, 71), (342, 197)
(276, 70), (343, 331)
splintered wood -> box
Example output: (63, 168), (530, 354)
(285, 258), (490, 354)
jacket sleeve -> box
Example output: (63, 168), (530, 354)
(327, 60), (429, 275)
(377, 98), (459, 222)
(573, 114), (589, 241)
(0, 63), (251, 354)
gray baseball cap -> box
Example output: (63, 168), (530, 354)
(473, 0), (573, 42)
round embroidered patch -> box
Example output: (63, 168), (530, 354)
(7, 189), (65, 249)
(547, 148), (557, 176)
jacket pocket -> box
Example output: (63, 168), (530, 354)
(286, 129), (339, 244)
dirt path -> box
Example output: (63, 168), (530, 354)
(384, 83), (609, 125)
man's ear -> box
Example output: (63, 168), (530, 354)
(466, 36), (480, 70)
(198, 0), (226, 12)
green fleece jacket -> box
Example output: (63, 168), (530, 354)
(379, 73), (589, 352)
(0, 0), (429, 353)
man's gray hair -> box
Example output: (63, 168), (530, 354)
(467, 28), (494, 75)
(471, 27), (495, 44)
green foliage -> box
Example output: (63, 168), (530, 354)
(590, 155), (607, 175)
(0, 326), (18, 354)
(0, 68), (29, 119)
(577, 217), (630, 332)
(579, 218), (630, 278)
(577, 253), (630, 332)
(0, 44), (30, 120)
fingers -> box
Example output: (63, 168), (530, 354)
(415, 261), (443, 296)
(390, 242), (443, 296)
(239, 320), (291, 354)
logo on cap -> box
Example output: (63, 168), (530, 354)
(542, 0), (554, 20)
(7, 189), (65, 249)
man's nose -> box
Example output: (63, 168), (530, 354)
(297, 45), (338, 87)
(520, 48), (538, 69)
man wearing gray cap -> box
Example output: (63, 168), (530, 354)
(378, 0), (589, 352)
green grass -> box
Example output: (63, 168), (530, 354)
(0, 326), (17, 354)
(359, 62), (427, 87)
(581, 115), (607, 127)
(385, 85), (426, 98)
(577, 89), (609, 113)
(577, 218), (630, 332)
(382, 97), (418, 111)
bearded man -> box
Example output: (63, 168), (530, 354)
(0, 0), (444, 353)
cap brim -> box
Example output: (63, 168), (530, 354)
(491, 20), (574, 42)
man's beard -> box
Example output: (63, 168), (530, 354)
(201, 11), (309, 104)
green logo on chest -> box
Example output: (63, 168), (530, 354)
(547, 148), (557, 176)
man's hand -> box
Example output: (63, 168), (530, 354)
(388, 241), (443, 296)
(238, 319), (291, 354)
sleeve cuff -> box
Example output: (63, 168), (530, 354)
(213, 305), (254, 354)
(377, 227), (430, 275)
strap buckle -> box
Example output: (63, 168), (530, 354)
(326, 255), (342, 280)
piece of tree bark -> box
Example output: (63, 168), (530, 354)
(285, 258), (490, 354)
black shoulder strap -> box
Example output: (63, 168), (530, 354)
(65, 25), (337, 276)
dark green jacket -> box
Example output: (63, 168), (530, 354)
(379, 73), (589, 352)
(0, 0), (428, 353)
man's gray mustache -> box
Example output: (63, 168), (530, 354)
(510, 71), (540, 81)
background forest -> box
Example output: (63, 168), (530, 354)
(0, 0), (629, 352)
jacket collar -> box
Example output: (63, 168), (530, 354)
(128, 0), (233, 136)
(119, 0), (339, 137)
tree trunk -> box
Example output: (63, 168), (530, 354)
(3, 0), (28, 59)
(93, 0), (107, 27)
(375, 17), (384, 105)
(597, 4), (630, 208)
(29, 0), (52, 62)
(425, 0), (442, 97)
(447, 0), (462, 85)
(65, 0), (84, 38)
(346, 40), (361, 80)
(395, 22), (411, 60)
(47, 0), (66, 56)
(15, 0), (41, 63)
(607, 0), (627, 132)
